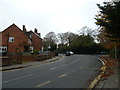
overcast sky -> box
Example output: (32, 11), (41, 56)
(0, 0), (106, 38)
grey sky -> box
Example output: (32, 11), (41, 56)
(0, 0), (105, 38)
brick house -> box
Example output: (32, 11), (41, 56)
(0, 23), (42, 53)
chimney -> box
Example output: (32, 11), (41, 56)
(34, 28), (38, 34)
(23, 25), (27, 32)
(38, 33), (41, 37)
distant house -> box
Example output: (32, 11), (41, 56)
(0, 24), (42, 53)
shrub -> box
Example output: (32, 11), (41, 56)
(33, 50), (39, 54)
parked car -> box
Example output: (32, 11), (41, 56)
(65, 52), (71, 56)
(70, 51), (74, 55)
(100, 51), (108, 54)
(65, 51), (74, 56)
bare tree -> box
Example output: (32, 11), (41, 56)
(57, 32), (78, 46)
(43, 32), (57, 51)
(78, 26), (99, 42)
(45, 32), (58, 43)
(57, 33), (66, 44)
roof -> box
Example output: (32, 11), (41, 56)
(1, 23), (42, 40)
(2, 23), (23, 33)
(28, 30), (42, 40)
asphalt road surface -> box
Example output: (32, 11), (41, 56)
(2, 54), (102, 88)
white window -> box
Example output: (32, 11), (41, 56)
(28, 39), (32, 44)
(29, 34), (32, 39)
(30, 46), (33, 53)
(0, 46), (7, 52)
(9, 37), (14, 42)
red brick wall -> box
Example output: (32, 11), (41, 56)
(32, 32), (42, 51)
(2, 24), (29, 52)
(22, 55), (37, 61)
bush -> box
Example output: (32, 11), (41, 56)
(33, 50), (39, 54)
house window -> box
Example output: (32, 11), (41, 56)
(29, 34), (32, 39)
(9, 37), (14, 42)
(0, 46), (7, 52)
(30, 46), (33, 53)
(28, 39), (32, 44)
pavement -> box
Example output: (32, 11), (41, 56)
(1, 55), (63, 71)
(89, 55), (119, 89)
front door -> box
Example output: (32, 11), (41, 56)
(24, 46), (30, 52)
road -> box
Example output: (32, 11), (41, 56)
(2, 54), (102, 88)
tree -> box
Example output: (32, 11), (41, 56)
(56, 29), (105, 54)
(64, 32), (78, 46)
(43, 32), (57, 51)
(57, 33), (67, 44)
(95, 1), (120, 42)
(45, 32), (58, 43)
(57, 32), (78, 46)
(65, 33), (104, 54)
(95, 1), (120, 58)
(57, 32), (78, 53)
(98, 27), (115, 49)
(79, 26), (94, 36)
(78, 26), (99, 42)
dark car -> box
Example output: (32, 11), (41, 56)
(65, 52), (71, 56)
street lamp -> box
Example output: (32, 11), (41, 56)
(5, 32), (9, 53)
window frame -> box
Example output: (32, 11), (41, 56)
(9, 37), (14, 42)
(0, 46), (7, 52)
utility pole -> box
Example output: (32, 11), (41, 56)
(5, 32), (9, 52)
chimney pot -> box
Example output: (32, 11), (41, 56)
(38, 33), (41, 37)
(34, 28), (38, 33)
(23, 25), (27, 32)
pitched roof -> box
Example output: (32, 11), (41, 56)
(27, 30), (42, 40)
(2, 23), (23, 33)
(2, 23), (42, 40)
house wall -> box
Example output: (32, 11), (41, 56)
(2, 24), (29, 52)
(32, 33), (42, 51)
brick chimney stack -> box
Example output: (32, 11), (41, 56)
(34, 28), (38, 34)
(34, 28), (41, 37)
(23, 25), (27, 32)
(38, 33), (41, 37)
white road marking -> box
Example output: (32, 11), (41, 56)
(3, 73), (34, 83)
(50, 67), (56, 70)
(36, 81), (51, 87)
(59, 74), (67, 78)
(50, 65), (65, 70)
(80, 67), (87, 69)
